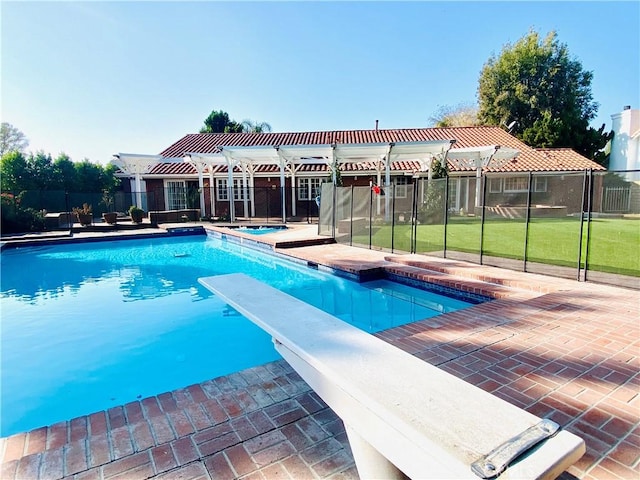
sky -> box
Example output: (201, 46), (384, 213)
(2, 1), (639, 165)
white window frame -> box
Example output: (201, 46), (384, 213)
(165, 180), (187, 210)
(533, 177), (548, 193)
(394, 176), (409, 198)
(216, 178), (246, 201)
(298, 177), (324, 201)
(488, 177), (502, 193)
(503, 177), (529, 193)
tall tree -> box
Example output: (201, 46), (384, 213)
(477, 30), (608, 161)
(200, 110), (243, 133)
(0, 151), (29, 191)
(74, 159), (108, 192)
(29, 152), (54, 190)
(428, 103), (479, 127)
(51, 153), (77, 191)
(0, 123), (29, 157)
(241, 119), (273, 133)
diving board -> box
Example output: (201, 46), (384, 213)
(199, 273), (584, 480)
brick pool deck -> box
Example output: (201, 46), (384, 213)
(1, 225), (638, 479)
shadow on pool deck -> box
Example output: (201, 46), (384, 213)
(1, 225), (638, 480)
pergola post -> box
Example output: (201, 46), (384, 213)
(247, 165), (256, 217)
(289, 166), (297, 218)
(186, 154), (228, 218)
(228, 162), (236, 222)
(279, 160), (286, 223)
(111, 154), (163, 211)
(241, 162), (249, 219)
(445, 145), (519, 209)
(384, 145), (392, 221)
(210, 169), (216, 218)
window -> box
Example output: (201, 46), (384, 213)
(394, 176), (409, 198)
(503, 177), (529, 192)
(488, 177), (502, 193)
(165, 181), (186, 210)
(298, 178), (324, 201)
(217, 178), (246, 201)
(533, 177), (548, 192)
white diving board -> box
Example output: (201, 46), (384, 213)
(199, 273), (584, 480)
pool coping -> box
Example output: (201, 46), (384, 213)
(1, 224), (638, 480)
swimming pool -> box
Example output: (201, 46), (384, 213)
(233, 226), (287, 235)
(0, 234), (476, 437)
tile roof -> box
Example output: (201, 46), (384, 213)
(145, 127), (604, 176)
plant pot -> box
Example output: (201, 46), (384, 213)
(130, 211), (144, 223)
(77, 213), (92, 226)
(102, 212), (117, 224)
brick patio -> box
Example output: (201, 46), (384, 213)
(1, 227), (638, 479)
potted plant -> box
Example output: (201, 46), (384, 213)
(129, 205), (144, 223)
(72, 203), (93, 226)
(101, 190), (117, 224)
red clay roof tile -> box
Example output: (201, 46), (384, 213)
(150, 127), (603, 176)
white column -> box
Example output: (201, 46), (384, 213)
(475, 165), (483, 208)
(228, 162), (235, 222)
(280, 161), (286, 223)
(134, 171), (143, 209)
(249, 168), (256, 217)
(290, 169), (297, 217)
(195, 163), (206, 218)
(242, 163), (249, 218)
(384, 156), (391, 221)
(210, 169), (216, 218)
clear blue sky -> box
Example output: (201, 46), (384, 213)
(2, 1), (639, 164)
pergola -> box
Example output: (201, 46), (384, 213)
(112, 153), (164, 209)
(446, 145), (519, 206)
(185, 140), (461, 222)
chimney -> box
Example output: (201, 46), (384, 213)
(623, 105), (631, 110)
(375, 120), (379, 131)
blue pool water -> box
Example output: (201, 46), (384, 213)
(0, 234), (475, 437)
(234, 226), (287, 235)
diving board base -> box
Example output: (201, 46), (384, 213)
(199, 273), (585, 480)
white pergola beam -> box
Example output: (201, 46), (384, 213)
(185, 153), (227, 218)
(112, 153), (164, 210)
(446, 145), (519, 207)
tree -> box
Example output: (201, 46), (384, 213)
(29, 152), (54, 190)
(241, 119), (273, 133)
(74, 160), (108, 192)
(477, 30), (609, 161)
(0, 123), (29, 157)
(51, 154), (77, 191)
(0, 151), (29, 191)
(200, 110), (243, 133)
(428, 103), (479, 127)
(200, 110), (272, 134)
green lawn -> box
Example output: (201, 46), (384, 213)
(352, 217), (640, 277)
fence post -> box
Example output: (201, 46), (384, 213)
(349, 185), (354, 247)
(479, 175), (487, 265)
(65, 191), (71, 234)
(391, 183), (396, 253)
(523, 172), (533, 272)
(331, 183), (336, 239)
(369, 185), (373, 249)
(443, 176), (449, 258)
(583, 170), (594, 282)
(411, 180), (419, 254)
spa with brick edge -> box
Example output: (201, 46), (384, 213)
(1, 238), (638, 480)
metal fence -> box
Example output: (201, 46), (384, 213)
(0, 186), (320, 227)
(318, 170), (640, 288)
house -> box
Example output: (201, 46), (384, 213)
(113, 126), (605, 220)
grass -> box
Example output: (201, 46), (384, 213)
(351, 217), (640, 277)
